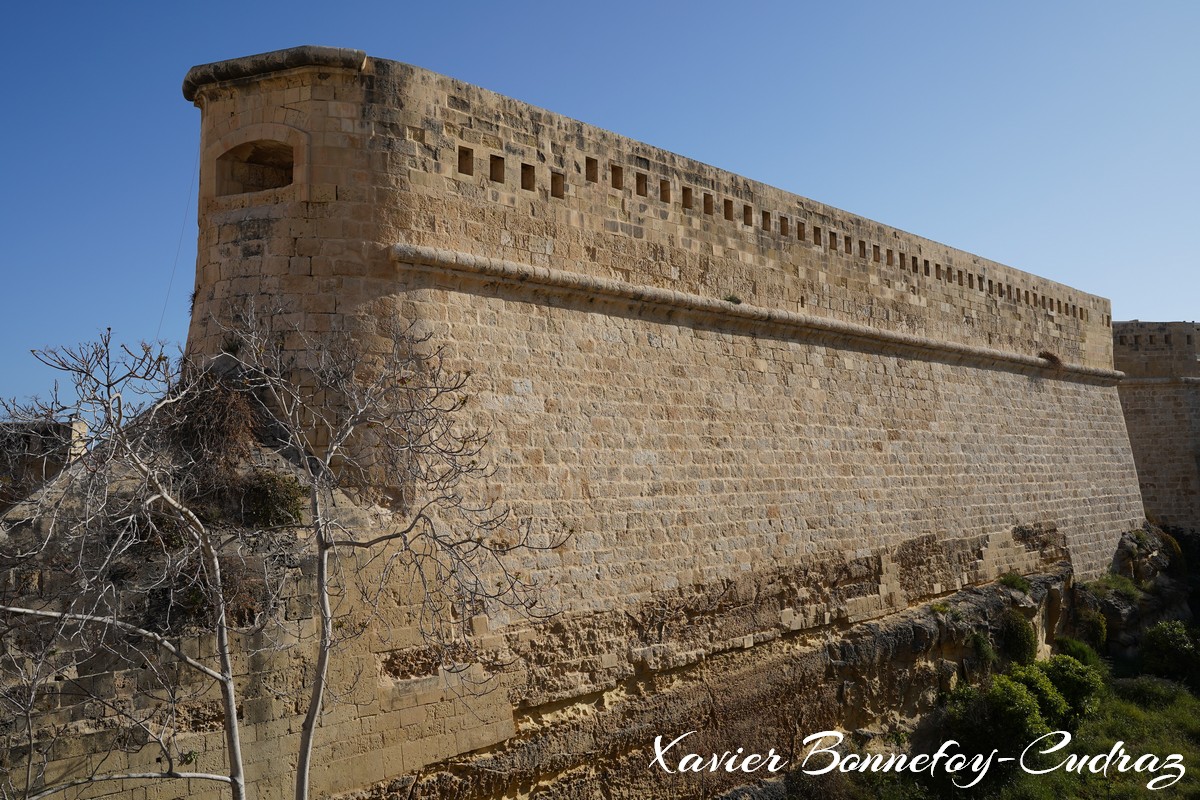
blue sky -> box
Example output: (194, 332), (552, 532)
(2, 1), (1197, 401)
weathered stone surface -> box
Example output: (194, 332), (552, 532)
(362, 571), (1071, 800)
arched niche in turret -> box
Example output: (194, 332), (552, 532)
(202, 123), (310, 202)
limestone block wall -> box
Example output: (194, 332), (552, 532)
(153, 46), (1151, 799)
(0, 419), (87, 509)
(1114, 321), (1200, 529)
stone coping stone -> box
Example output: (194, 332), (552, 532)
(183, 45), (366, 100)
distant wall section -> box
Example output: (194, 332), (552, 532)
(1114, 321), (1200, 529)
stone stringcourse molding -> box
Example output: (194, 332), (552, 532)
(1119, 377), (1200, 386)
(391, 243), (1124, 385)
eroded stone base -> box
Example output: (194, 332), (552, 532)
(347, 566), (1070, 800)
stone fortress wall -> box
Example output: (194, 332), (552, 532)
(1113, 320), (1200, 529)
(131, 45), (1148, 798)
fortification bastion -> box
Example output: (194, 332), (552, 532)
(173, 45), (1146, 797)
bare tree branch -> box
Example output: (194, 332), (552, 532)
(0, 605), (225, 683)
(24, 771), (232, 800)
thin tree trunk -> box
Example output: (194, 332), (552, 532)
(295, 498), (333, 800)
(131, 459), (248, 800)
(24, 697), (35, 799)
(202, 529), (248, 800)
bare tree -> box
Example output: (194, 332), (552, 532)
(0, 333), (255, 800)
(0, 313), (553, 800)
(214, 305), (552, 800)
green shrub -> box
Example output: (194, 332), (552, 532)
(968, 631), (997, 671)
(1141, 620), (1198, 682)
(946, 676), (1050, 756)
(1159, 530), (1186, 577)
(784, 768), (933, 800)
(943, 683), (984, 752)
(1113, 675), (1188, 709)
(238, 469), (306, 528)
(998, 607), (1038, 666)
(1133, 528), (1151, 549)
(930, 601), (950, 614)
(1088, 574), (1141, 602)
(999, 572), (1032, 594)
(1037, 654), (1104, 726)
(1009, 664), (1070, 729)
(1054, 637), (1105, 671)
(1075, 608), (1107, 648)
